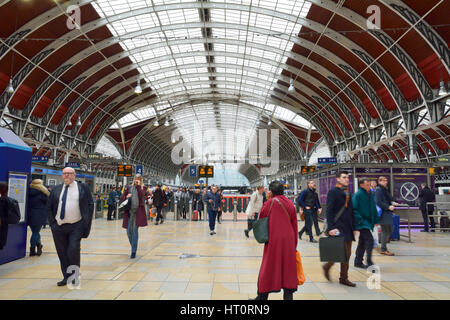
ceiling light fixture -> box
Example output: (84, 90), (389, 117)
(68, 120), (72, 126)
(135, 78), (142, 94)
(164, 117), (169, 126)
(267, 118), (272, 126)
(288, 78), (295, 92)
(77, 118), (82, 126)
(359, 121), (364, 128)
(153, 118), (159, 127)
(6, 79), (14, 94)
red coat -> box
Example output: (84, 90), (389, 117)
(257, 195), (298, 293)
(121, 185), (148, 228)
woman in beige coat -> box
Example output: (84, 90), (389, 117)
(244, 186), (264, 238)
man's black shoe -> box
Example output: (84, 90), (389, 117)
(244, 230), (249, 238)
(298, 232), (302, 240)
(57, 279), (67, 287)
(310, 239), (318, 243)
(354, 263), (368, 269)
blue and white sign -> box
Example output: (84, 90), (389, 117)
(32, 156), (49, 163)
(65, 162), (80, 168)
(318, 157), (337, 164)
(189, 165), (197, 177)
(136, 165), (143, 175)
(199, 180), (204, 184)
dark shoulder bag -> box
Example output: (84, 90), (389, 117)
(319, 203), (347, 263)
(253, 199), (276, 244)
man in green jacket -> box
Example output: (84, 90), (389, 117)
(352, 178), (380, 268)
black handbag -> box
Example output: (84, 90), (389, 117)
(318, 204), (347, 262)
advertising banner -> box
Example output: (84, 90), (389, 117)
(392, 168), (427, 174)
(393, 174), (427, 205)
(355, 167), (390, 174)
(319, 178), (328, 204)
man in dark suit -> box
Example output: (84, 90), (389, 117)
(47, 167), (94, 287)
(375, 176), (396, 256)
(322, 171), (357, 287)
(419, 183), (436, 232)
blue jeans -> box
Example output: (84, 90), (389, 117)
(127, 221), (139, 254)
(208, 209), (217, 231)
(30, 225), (42, 248)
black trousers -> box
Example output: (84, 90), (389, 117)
(155, 206), (163, 222)
(312, 210), (321, 235)
(247, 214), (258, 231)
(355, 229), (374, 265)
(217, 209), (222, 222)
(299, 209), (315, 240)
(107, 204), (115, 220)
(51, 220), (84, 280)
(421, 209), (436, 231)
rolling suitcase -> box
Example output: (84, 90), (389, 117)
(192, 210), (199, 221)
(390, 214), (400, 240)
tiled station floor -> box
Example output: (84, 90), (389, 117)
(0, 212), (449, 300)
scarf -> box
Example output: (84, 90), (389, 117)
(336, 184), (350, 208)
(30, 179), (50, 196)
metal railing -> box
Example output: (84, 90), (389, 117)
(425, 202), (450, 232)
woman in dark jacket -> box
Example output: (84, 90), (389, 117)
(28, 179), (49, 256)
(192, 189), (204, 220)
(121, 174), (147, 259)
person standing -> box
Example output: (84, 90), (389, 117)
(28, 179), (50, 256)
(205, 186), (221, 235)
(419, 183), (436, 232)
(152, 184), (167, 225)
(375, 176), (396, 256)
(107, 186), (117, 221)
(244, 186), (264, 238)
(47, 167), (94, 286)
(192, 189), (204, 220)
(121, 174), (148, 258)
(352, 178), (379, 268)
(252, 181), (298, 300)
(322, 171), (357, 287)
(217, 189), (223, 224)
(297, 180), (321, 243)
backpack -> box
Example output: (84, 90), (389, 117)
(7, 197), (21, 224)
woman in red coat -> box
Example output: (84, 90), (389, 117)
(252, 181), (298, 300)
(121, 174), (148, 259)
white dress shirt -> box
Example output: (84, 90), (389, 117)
(56, 181), (82, 225)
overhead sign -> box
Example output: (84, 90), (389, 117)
(318, 157), (337, 164)
(301, 166), (316, 175)
(136, 165), (143, 175)
(118, 164), (133, 177)
(189, 165), (197, 177)
(31, 156), (49, 163)
(65, 162), (80, 168)
(198, 165), (214, 178)
(437, 156), (449, 163)
(87, 153), (102, 160)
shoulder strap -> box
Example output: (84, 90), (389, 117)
(274, 197), (291, 221)
(334, 197), (347, 223)
(260, 198), (276, 219)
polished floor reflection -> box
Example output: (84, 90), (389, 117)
(0, 214), (449, 300)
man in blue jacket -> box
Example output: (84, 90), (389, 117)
(297, 180), (322, 243)
(205, 186), (222, 235)
(375, 176), (396, 256)
(352, 178), (380, 268)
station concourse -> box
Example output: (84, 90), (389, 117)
(0, 0), (449, 301)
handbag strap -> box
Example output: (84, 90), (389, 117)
(334, 201), (347, 224)
(259, 198), (276, 219)
(273, 197), (291, 221)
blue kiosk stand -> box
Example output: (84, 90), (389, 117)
(0, 128), (32, 265)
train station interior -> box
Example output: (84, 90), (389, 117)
(0, 0), (449, 301)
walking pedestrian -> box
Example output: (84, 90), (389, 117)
(322, 171), (357, 287)
(205, 186), (221, 235)
(153, 184), (167, 225)
(251, 181), (298, 300)
(244, 186), (264, 238)
(120, 174), (148, 258)
(375, 176), (396, 256)
(419, 183), (436, 232)
(28, 179), (50, 256)
(297, 180), (321, 243)
(352, 178), (379, 268)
